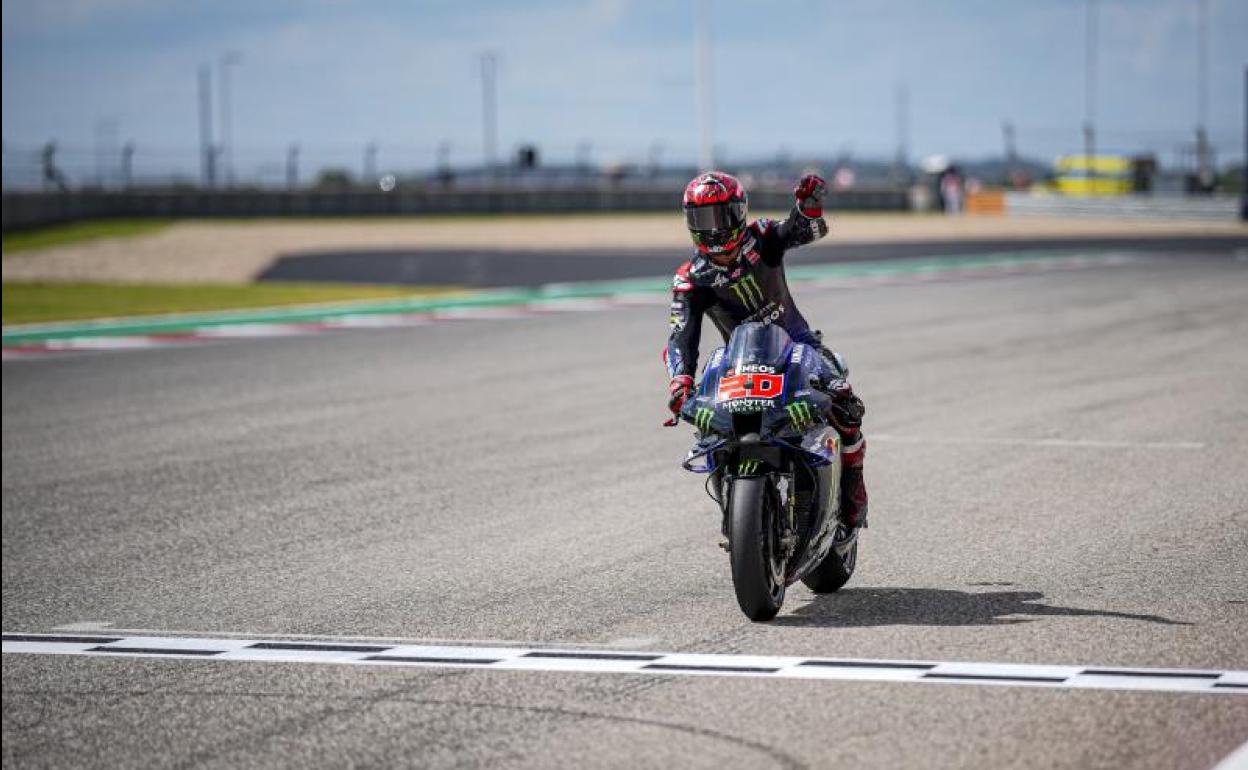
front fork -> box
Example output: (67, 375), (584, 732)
(715, 464), (798, 559)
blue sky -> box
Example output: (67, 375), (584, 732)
(2, 0), (1245, 182)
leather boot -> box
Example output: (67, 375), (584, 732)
(840, 466), (868, 528)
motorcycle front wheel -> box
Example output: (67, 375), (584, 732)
(728, 476), (786, 621)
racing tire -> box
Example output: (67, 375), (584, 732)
(728, 476), (786, 621)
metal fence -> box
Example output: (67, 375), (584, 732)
(1004, 192), (1242, 222)
(1, 186), (909, 232)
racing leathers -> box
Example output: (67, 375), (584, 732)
(664, 208), (869, 528)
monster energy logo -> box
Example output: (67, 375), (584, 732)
(738, 459), (762, 475)
(729, 274), (764, 310)
(694, 407), (714, 432)
(786, 400), (816, 430)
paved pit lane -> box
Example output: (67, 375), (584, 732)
(3, 248), (1247, 769)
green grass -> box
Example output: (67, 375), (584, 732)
(1, 281), (463, 326)
(3, 219), (174, 254)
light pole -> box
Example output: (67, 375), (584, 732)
(649, 141), (664, 177)
(894, 82), (910, 183)
(437, 140), (453, 185)
(480, 51), (499, 177)
(694, 0), (714, 171)
(363, 141), (378, 186)
(575, 140), (592, 178)
(93, 118), (117, 188)
(219, 51), (242, 187)
(197, 64), (215, 187)
(286, 144), (299, 189)
(1196, 0), (1211, 190)
(121, 142), (135, 189)
(1002, 121), (1018, 186)
(1083, 0), (1098, 193)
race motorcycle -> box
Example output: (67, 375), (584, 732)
(675, 322), (857, 621)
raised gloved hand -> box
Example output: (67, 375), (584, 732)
(667, 374), (695, 420)
(794, 173), (828, 218)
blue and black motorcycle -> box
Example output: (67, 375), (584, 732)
(677, 322), (857, 621)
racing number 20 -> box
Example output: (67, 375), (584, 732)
(718, 373), (785, 401)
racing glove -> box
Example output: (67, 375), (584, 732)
(668, 374), (695, 418)
(813, 376), (866, 429)
(794, 173), (828, 219)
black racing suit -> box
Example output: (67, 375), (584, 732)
(664, 207), (869, 527)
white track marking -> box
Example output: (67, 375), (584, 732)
(4, 633), (1243, 695)
(316, 313), (432, 328)
(526, 298), (617, 312)
(606, 294), (668, 306)
(1210, 740), (1248, 770)
(193, 323), (313, 337)
(430, 307), (538, 321)
(50, 624), (659, 650)
(45, 336), (172, 350)
(871, 434), (1205, 451)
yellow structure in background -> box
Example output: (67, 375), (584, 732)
(1054, 155), (1133, 196)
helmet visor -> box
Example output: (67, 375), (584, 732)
(685, 200), (747, 232)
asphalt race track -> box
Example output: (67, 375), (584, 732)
(258, 236), (1248, 287)
(4, 248), (1248, 768)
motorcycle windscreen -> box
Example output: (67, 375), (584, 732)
(721, 323), (793, 380)
(713, 324), (793, 407)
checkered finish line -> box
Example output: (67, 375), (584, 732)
(4, 633), (1244, 695)
(2, 252), (1140, 359)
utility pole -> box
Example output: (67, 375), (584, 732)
(694, 0), (714, 171)
(363, 141), (378, 185)
(121, 142), (135, 189)
(286, 144), (299, 189)
(480, 51), (499, 177)
(198, 64), (215, 187)
(219, 51), (241, 187)
(1083, 0), (1098, 193)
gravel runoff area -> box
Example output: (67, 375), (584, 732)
(3, 248), (1247, 768)
(3, 213), (1245, 284)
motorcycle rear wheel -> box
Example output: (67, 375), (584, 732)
(728, 476), (786, 621)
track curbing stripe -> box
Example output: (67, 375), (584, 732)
(2, 250), (1144, 357)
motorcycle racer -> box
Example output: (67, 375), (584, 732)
(664, 171), (869, 530)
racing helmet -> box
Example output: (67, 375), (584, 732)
(682, 172), (748, 255)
